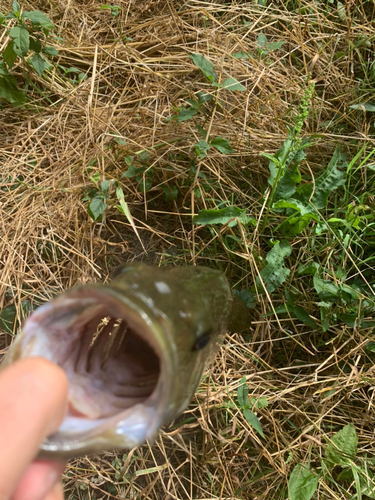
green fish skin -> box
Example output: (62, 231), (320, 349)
(0, 263), (237, 459)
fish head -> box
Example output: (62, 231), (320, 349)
(0, 264), (232, 458)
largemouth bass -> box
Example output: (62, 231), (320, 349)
(0, 263), (248, 459)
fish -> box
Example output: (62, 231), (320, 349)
(0, 262), (250, 459)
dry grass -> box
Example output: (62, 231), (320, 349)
(1, 0), (375, 498)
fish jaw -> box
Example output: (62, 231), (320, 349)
(3, 285), (176, 458)
(1, 264), (233, 458)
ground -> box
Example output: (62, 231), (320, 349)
(1, 0), (375, 499)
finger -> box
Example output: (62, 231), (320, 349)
(0, 358), (68, 500)
(11, 460), (65, 500)
(40, 483), (64, 500)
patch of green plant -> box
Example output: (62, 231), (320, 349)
(237, 376), (265, 438)
(288, 424), (375, 500)
(0, 0), (58, 105)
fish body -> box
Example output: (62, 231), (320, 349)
(1, 263), (235, 458)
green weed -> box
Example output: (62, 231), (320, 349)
(0, 1), (58, 105)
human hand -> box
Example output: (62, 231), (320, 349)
(0, 357), (68, 500)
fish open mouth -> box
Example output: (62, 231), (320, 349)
(18, 286), (170, 454)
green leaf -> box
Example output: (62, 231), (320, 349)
(267, 41), (286, 51)
(189, 53), (217, 83)
(326, 423), (358, 467)
(349, 102), (375, 112)
(243, 409), (264, 438)
(29, 37), (42, 53)
(281, 213), (319, 236)
(0, 76), (25, 104)
(0, 61), (10, 76)
(3, 40), (17, 69)
(12, 0), (20, 15)
(195, 124), (208, 140)
(163, 184), (178, 202)
(9, 26), (30, 57)
(210, 136), (233, 154)
(88, 196), (106, 221)
(233, 51), (249, 60)
(43, 46), (59, 56)
(215, 77), (246, 92)
(193, 206), (253, 227)
(138, 178), (152, 192)
(250, 397), (268, 409)
(101, 179), (112, 197)
(337, 1), (346, 21)
(22, 10), (55, 30)
(237, 377), (248, 407)
(310, 148), (347, 209)
(256, 34), (268, 48)
(0, 305), (17, 334)
(177, 106), (197, 123)
(298, 262), (319, 276)
(31, 53), (50, 76)
(313, 275), (339, 299)
(288, 464), (319, 500)
(257, 240), (291, 293)
(194, 139), (210, 159)
(233, 289), (256, 309)
(292, 306), (318, 329)
(273, 199), (315, 217)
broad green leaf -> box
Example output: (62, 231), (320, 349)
(337, 1), (346, 21)
(250, 397), (268, 409)
(101, 179), (112, 197)
(214, 77), (246, 92)
(319, 302), (331, 332)
(3, 40), (17, 69)
(292, 306), (318, 329)
(233, 51), (249, 60)
(310, 148), (347, 209)
(326, 423), (358, 467)
(0, 76), (25, 104)
(210, 136), (233, 154)
(273, 199), (316, 217)
(193, 206), (253, 227)
(297, 261), (319, 276)
(242, 409), (264, 438)
(88, 196), (106, 221)
(138, 178), (152, 192)
(349, 102), (375, 112)
(43, 46), (59, 56)
(189, 53), (217, 83)
(177, 106), (197, 123)
(12, 0), (20, 15)
(163, 184), (178, 202)
(257, 240), (291, 293)
(22, 10), (55, 30)
(256, 33), (268, 48)
(0, 305), (17, 334)
(288, 464), (319, 500)
(31, 53), (50, 76)
(233, 289), (256, 309)
(29, 37), (42, 53)
(0, 61), (10, 76)
(281, 213), (319, 236)
(313, 275), (339, 299)
(237, 377), (248, 407)
(195, 124), (208, 140)
(9, 26), (30, 57)
(267, 41), (286, 51)
(194, 139), (210, 159)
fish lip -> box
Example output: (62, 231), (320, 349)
(21, 283), (177, 457)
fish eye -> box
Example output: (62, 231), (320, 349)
(192, 331), (212, 351)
